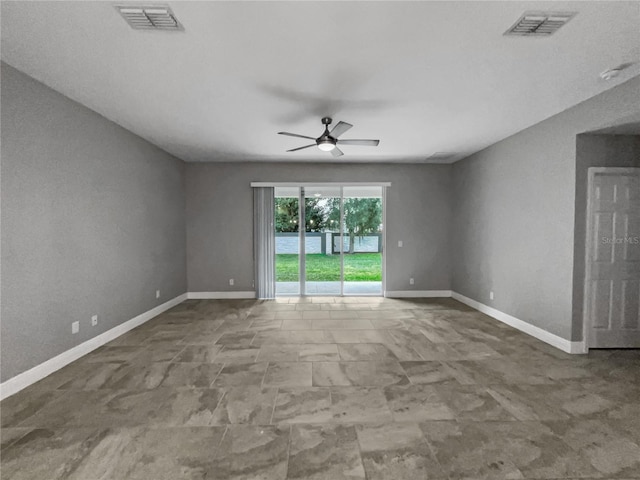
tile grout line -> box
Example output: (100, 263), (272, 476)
(209, 362), (225, 387)
(219, 424), (230, 447)
(260, 361), (270, 389)
(269, 387), (279, 425)
(211, 388), (227, 419)
(353, 424), (370, 480)
(283, 423), (293, 478)
(168, 344), (188, 363)
(419, 423), (449, 479)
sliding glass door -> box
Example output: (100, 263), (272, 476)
(274, 184), (384, 296)
(342, 186), (383, 295)
(274, 187), (300, 296)
(304, 186), (342, 295)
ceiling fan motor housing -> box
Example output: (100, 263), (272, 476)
(317, 117), (337, 148)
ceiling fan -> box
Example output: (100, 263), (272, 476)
(278, 117), (380, 157)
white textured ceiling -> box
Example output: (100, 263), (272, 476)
(2, 1), (639, 163)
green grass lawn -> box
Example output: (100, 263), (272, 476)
(276, 253), (382, 282)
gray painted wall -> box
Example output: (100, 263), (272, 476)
(2, 60), (637, 387)
(1, 63), (187, 381)
(186, 163), (452, 293)
(572, 134), (640, 340)
(452, 76), (640, 341)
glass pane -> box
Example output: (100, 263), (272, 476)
(342, 186), (383, 295)
(304, 186), (342, 295)
(275, 187), (300, 295)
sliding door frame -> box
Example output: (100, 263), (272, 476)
(299, 187), (306, 296)
(299, 186), (344, 296)
(339, 187), (345, 297)
(382, 185), (387, 297)
(258, 182), (390, 297)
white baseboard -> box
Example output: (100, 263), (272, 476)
(187, 291), (256, 299)
(451, 292), (586, 354)
(385, 290), (452, 298)
(0, 293), (188, 401)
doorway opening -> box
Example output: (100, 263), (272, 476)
(274, 185), (384, 296)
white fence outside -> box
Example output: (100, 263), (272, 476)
(276, 233), (381, 254)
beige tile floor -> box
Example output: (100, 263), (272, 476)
(1, 297), (640, 479)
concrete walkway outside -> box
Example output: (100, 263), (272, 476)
(276, 281), (382, 296)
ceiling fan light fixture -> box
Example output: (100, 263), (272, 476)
(317, 141), (336, 151)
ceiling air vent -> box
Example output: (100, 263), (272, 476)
(117, 5), (183, 31)
(504, 12), (576, 37)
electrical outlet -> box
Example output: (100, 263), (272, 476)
(91, 315), (98, 327)
(409, 278), (415, 285)
(72, 321), (79, 334)
(229, 278), (234, 286)
(490, 291), (494, 300)
(156, 290), (160, 299)
(398, 240), (403, 248)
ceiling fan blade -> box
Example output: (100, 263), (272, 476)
(278, 132), (316, 140)
(286, 144), (316, 152)
(329, 121), (353, 138)
(337, 139), (380, 146)
(331, 146), (344, 157)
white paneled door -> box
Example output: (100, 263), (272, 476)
(585, 168), (640, 348)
